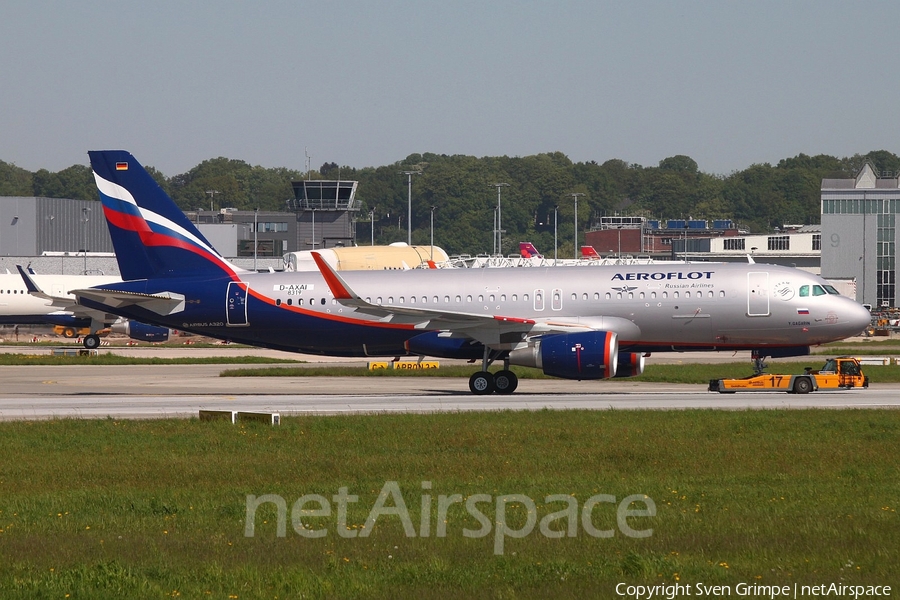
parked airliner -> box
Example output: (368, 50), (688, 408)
(2, 270), (170, 346)
(66, 151), (871, 394)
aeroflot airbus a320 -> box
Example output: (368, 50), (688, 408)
(66, 151), (871, 395)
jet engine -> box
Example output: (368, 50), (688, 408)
(111, 320), (170, 342)
(613, 352), (645, 378)
(509, 331), (618, 380)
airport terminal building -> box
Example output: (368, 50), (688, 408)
(821, 163), (898, 308)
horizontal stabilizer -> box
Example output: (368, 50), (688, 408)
(72, 288), (185, 316)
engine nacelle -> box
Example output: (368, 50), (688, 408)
(509, 331), (618, 380)
(404, 331), (484, 359)
(613, 352), (645, 378)
(111, 320), (170, 342)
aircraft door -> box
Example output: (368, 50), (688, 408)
(551, 288), (562, 311)
(747, 272), (769, 316)
(226, 281), (249, 326)
(534, 289), (545, 311)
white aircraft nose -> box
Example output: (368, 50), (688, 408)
(845, 301), (872, 336)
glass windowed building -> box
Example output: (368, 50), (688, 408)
(821, 163), (897, 308)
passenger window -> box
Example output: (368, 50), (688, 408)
(799, 285), (809, 297)
(287, 298), (292, 306)
(467, 295), (472, 302)
(444, 296), (450, 303)
(388, 296), (394, 303)
(276, 299), (282, 306)
(605, 292), (611, 300)
(321, 298), (326, 305)
(501, 294), (506, 302)
(512, 294), (518, 302)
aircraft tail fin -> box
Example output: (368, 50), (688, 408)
(581, 246), (601, 259)
(88, 150), (244, 281)
(519, 242), (543, 259)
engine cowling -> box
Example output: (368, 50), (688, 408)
(614, 352), (645, 378)
(509, 331), (618, 380)
(111, 320), (170, 342)
(404, 331), (485, 359)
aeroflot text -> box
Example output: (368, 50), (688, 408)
(245, 481), (655, 555)
(612, 271), (715, 281)
(615, 582), (892, 599)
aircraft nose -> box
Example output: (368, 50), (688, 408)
(846, 301), (872, 336)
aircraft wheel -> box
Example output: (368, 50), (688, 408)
(62, 327), (77, 338)
(493, 370), (518, 395)
(468, 371), (495, 395)
(83, 334), (101, 350)
(793, 377), (813, 394)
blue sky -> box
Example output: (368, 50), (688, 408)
(1, 1), (896, 176)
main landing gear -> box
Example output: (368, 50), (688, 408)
(468, 347), (518, 395)
(82, 334), (102, 350)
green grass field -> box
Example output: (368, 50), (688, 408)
(0, 410), (897, 598)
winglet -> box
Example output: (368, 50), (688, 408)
(311, 252), (357, 300)
(16, 265), (43, 295)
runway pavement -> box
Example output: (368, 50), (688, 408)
(0, 357), (898, 420)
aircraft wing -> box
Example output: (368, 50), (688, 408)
(71, 288), (186, 316)
(17, 265), (76, 308)
(17, 265), (130, 326)
(311, 252), (641, 347)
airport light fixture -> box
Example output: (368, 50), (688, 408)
(430, 206), (436, 260)
(568, 193), (585, 258)
(81, 207), (91, 274)
(401, 171), (421, 245)
(493, 183), (510, 255)
(205, 189), (220, 212)
(554, 205), (559, 263)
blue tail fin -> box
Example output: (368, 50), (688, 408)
(89, 151), (243, 281)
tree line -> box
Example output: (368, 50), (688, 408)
(2, 150), (899, 256)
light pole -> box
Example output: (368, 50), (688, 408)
(205, 189), (219, 212)
(401, 170), (421, 245)
(81, 207), (91, 274)
(553, 205), (558, 263)
(311, 208), (317, 250)
(253, 208), (258, 271)
(430, 206), (436, 260)
(568, 193), (585, 258)
(493, 183), (510, 255)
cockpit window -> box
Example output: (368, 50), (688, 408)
(813, 285), (826, 296)
(823, 285), (840, 295)
(799, 285), (809, 297)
